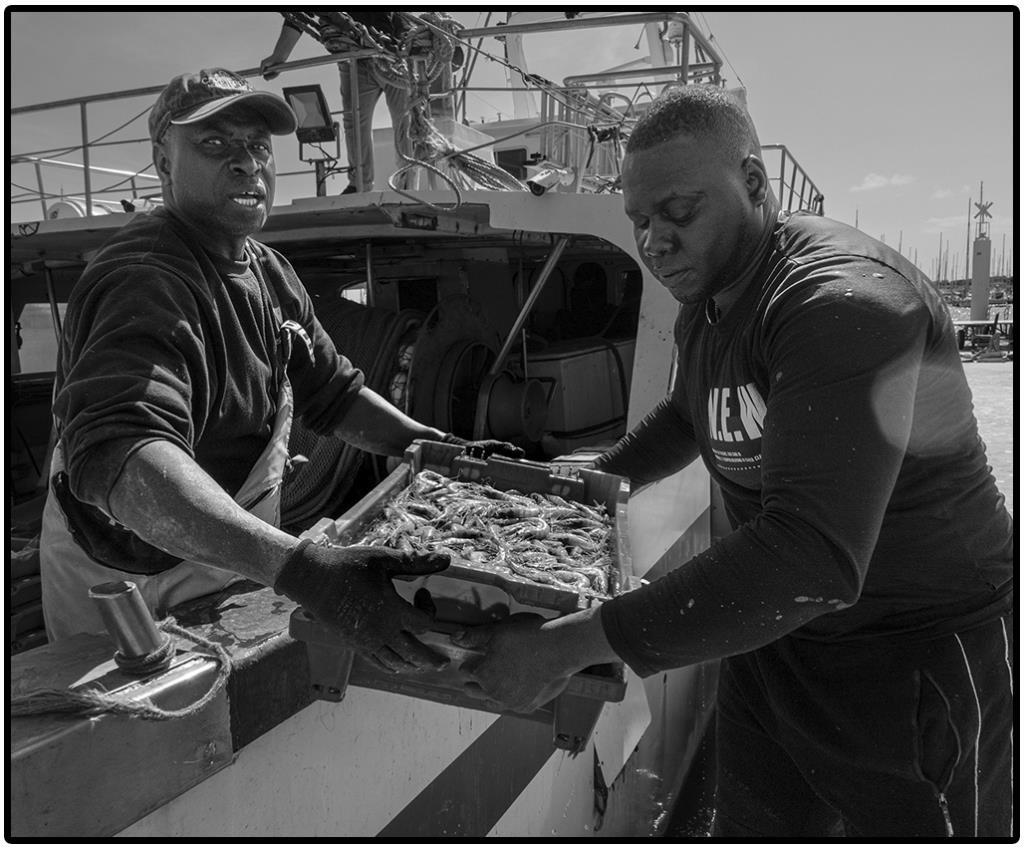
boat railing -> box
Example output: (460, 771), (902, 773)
(9, 52), (369, 222)
(9, 12), (826, 220)
(762, 144), (825, 215)
(467, 12), (724, 193)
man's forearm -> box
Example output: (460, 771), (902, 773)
(455, 603), (622, 713)
(540, 605), (620, 672)
(97, 440), (297, 586)
(332, 386), (445, 456)
(269, 24), (302, 62)
(594, 397), (700, 485)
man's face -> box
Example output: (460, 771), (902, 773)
(622, 133), (764, 305)
(155, 106), (276, 259)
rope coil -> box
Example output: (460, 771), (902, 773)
(370, 12), (460, 91)
(10, 620), (232, 721)
(113, 629), (175, 675)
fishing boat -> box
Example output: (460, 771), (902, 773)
(9, 11), (826, 838)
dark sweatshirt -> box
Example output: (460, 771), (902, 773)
(598, 211), (1014, 676)
(53, 208), (364, 569)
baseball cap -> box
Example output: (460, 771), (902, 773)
(149, 68), (297, 142)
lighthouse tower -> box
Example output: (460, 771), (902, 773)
(970, 183), (993, 322)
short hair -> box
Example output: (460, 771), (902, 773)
(626, 85), (760, 160)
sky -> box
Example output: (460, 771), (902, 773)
(5, 6), (1017, 281)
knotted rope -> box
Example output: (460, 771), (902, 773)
(370, 12), (459, 91)
(10, 620), (231, 721)
(316, 12), (528, 205)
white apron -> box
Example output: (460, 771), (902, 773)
(40, 332), (300, 642)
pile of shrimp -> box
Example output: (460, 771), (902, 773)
(355, 469), (615, 597)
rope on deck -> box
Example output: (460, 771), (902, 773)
(10, 620), (231, 721)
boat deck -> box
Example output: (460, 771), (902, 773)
(960, 360), (1015, 516)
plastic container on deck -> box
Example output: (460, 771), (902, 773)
(289, 439), (633, 753)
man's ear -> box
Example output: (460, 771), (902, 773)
(742, 155), (769, 207)
(153, 142), (172, 180)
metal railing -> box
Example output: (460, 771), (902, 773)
(763, 144), (825, 215)
(9, 51), (372, 220)
(10, 13), (825, 219)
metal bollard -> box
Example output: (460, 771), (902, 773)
(88, 581), (172, 673)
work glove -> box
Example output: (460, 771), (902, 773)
(275, 540), (451, 673)
(442, 432), (526, 460)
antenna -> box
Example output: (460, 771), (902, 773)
(973, 180), (992, 240)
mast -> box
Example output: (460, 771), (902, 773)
(969, 181), (993, 321)
(965, 195), (972, 282)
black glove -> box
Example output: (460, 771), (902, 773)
(442, 432), (525, 460)
(275, 540), (451, 673)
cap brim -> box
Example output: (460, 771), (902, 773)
(171, 91), (298, 135)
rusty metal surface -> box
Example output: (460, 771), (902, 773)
(166, 582), (315, 750)
(9, 583), (309, 837)
(10, 635), (232, 838)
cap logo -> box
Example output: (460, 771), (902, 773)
(198, 70), (251, 93)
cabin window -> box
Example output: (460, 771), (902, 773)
(341, 283), (368, 305)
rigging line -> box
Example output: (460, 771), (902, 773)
(697, 12), (745, 88)
(463, 89), (508, 118)
(438, 120), (593, 162)
(309, 142), (339, 162)
(397, 12), (625, 125)
(91, 162), (158, 196)
(9, 182), (77, 200)
(14, 103), (155, 164)
(456, 11), (492, 118)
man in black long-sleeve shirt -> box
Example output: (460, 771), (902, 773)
(454, 86), (1014, 837)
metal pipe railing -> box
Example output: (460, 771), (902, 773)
(762, 144), (825, 215)
(455, 11), (492, 122)
(11, 155), (161, 180)
(563, 62), (720, 87)
(10, 51), (381, 215)
(79, 103), (92, 216)
(10, 52), (375, 116)
(12, 17), (811, 216)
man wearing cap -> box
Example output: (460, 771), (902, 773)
(39, 68), (517, 672)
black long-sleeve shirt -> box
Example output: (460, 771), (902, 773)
(53, 208), (364, 569)
(598, 211), (1014, 676)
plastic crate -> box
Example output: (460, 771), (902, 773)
(290, 440), (632, 752)
(290, 608), (624, 754)
(304, 439), (632, 616)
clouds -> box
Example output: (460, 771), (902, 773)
(922, 215), (970, 233)
(922, 214), (1012, 235)
(850, 173), (915, 192)
(930, 185), (971, 200)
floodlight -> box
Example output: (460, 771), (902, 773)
(282, 85), (338, 145)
